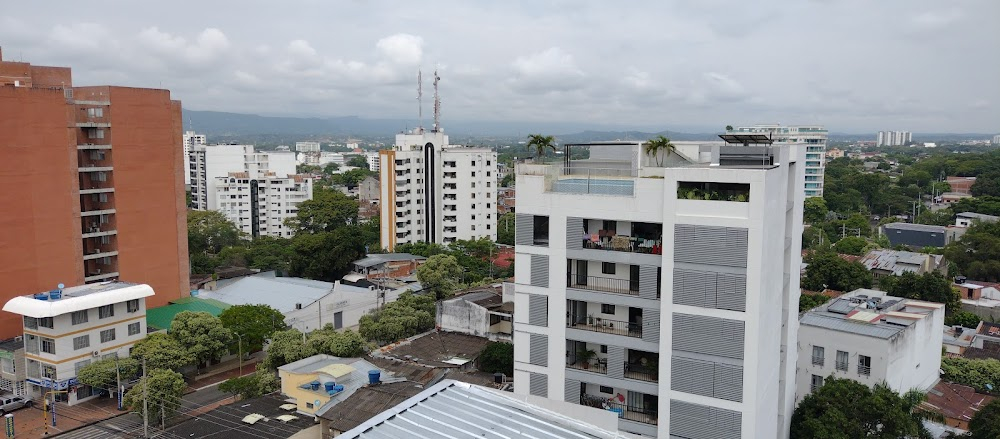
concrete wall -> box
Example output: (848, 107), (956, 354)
(439, 298), (489, 336)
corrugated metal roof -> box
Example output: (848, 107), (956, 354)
(146, 297), (230, 330)
(799, 312), (903, 339)
(354, 253), (426, 268)
(859, 249), (929, 275)
(957, 212), (1000, 221)
(338, 380), (620, 439)
(884, 222), (946, 233)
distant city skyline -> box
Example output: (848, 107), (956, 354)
(1, 0), (997, 133)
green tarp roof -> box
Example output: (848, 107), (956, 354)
(146, 297), (231, 330)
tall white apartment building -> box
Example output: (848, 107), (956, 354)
(728, 125), (826, 197)
(182, 131), (207, 186)
(296, 142), (322, 166)
(876, 131), (912, 147)
(993, 134), (1000, 145)
(365, 151), (381, 172)
(379, 130), (498, 251)
(212, 172), (313, 238)
(2, 282), (153, 405)
(797, 288), (943, 403)
(512, 137), (804, 438)
(189, 144), (297, 210)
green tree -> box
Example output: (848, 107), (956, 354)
(286, 187), (360, 234)
(130, 333), (193, 371)
(289, 227), (367, 281)
(500, 173), (514, 187)
(330, 168), (376, 187)
(246, 236), (294, 273)
(358, 292), (436, 345)
(882, 272), (960, 313)
(799, 293), (830, 312)
(790, 377), (928, 439)
(297, 164), (322, 174)
(262, 329), (313, 370)
(123, 369), (186, 425)
(803, 197), (829, 224)
(76, 357), (140, 390)
(969, 398), (1000, 439)
(219, 304), (286, 353)
(306, 327), (368, 357)
(643, 135), (675, 167)
(526, 134), (556, 160)
(971, 170), (1000, 197)
(170, 311), (234, 367)
(416, 254), (463, 299)
(322, 162), (341, 175)
(940, 357), (1000, 394)
(944, 221), (1000, 281)
(188, 210), (245, 255)
(802, 251), (873, 292)
(944, 311), (981, 328)
(844, 213), (872, 237)
(478, 342), (513, 376)
(802, 226), (831, 251)
(219, 364), (279, 400)
(832, 236), (870, 256)
(347, 155), (369, 168)
(497, 212), (515, 245)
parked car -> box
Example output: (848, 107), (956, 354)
(0, 395), (32, 414)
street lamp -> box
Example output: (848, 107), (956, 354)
(233, 333), (243, 377)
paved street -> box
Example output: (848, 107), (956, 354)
(51, 383), (232, 439)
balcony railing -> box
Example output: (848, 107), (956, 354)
(812, 356), (824, 366)
(582, 235), (662, 255)
(566, 273), (638, 296)
(567, 359), (607, 375)
(567, 316), (642, 338)
(624, 363), (658, 382)
(858, 365), (871, 376)
(580, 394), (657, 425)
(836, 361), (849, 372)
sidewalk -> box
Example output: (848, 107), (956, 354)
(186, 353), (262, 391)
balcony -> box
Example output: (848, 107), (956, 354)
(567, 316), (642, 338)
(676, 181), (750, 202)
(82, 250), (118, 261)
(77, 143), (112, 150)
(567, 273), (638, 296)
(580, 394), (657, 426)
(812, 355), (824, 366)
(836, 361), (849, 371)
(579, 220), (662, 255)
(625, 350), (658, 383)
(567, 358), (607, 375)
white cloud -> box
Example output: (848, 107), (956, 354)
(376, 34), (424, 65)
(910, 9), (963, 30)
(508, 47), (586, 93)
(137, 27), (230, 64)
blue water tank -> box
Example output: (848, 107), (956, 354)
(48, 290), (62, 300)
(368, 370), (381, 385)
(33, 293), (49, 301)
(310, 381), (320, 391)
(324, 382), (335, 392)
(333, 384), (344, 392)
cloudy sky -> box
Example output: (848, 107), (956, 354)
(2, 0), (997, 133)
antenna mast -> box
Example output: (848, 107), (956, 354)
(432, 69), (441, 133)
(417, 70), (423, 134)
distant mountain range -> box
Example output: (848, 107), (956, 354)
(181, 109), (993, 143)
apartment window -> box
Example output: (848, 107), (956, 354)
(602, 220), (615, 232)
(40, 338), (56, 355)
(858, 355), (871, 376)
(601, 304), (616, 314)
(486, 161), (491, 166)
(472, 182), (476, 188)
(471, 215), (476, 220)
(487, 172), (491, 177)
(38, 317), (54, 329)
(306, 402), (314, 409)
(599, 386), (613, 394)
(487, 203), (491, 209)
(23, 317), (37, 330)
(75, 360), (92, 376)
(812, 346), (825, 366)
(471, 161), (476, 166)
(1, 358), (14, 374)
(99, 305), (114, 319)
(487, 181), (491, 187)
(600, 345), (608, 354)
(127, 299), (139, 313)
(128, 322), (141, 336)
(836, 351), (849, 371)
(472, 172), (476, 177)
(471, 193), (476, 199)
(42, 364), (57, 379)
(602, 262), (616, 275)
(100, 328), (116, 343)
(810, 375), (824, 392)
(73, 335), (90, 350)
(89, 129), (105, 139)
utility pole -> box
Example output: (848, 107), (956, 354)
(142, 357), (149, 439)
(161, 403), (165, 431)
(234, 333), (243, 377)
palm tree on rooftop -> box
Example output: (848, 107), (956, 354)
(526, 134), (556, 161)
(644, 135), (675, 167)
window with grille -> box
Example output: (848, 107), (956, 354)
(72, 310), (89, 325)
(836, 351), (849, 371)
(127, 299), (139, 313)
(812, 346), (825, 366)
(99, 305), (115, 319)
(810, 375), (823, 392)
(23, 317), (37, 330)
(128, 322), (141, 336)
(601, 304), (616, 314)
(40, 338), (56, 354)
(73, 335), (90, 350)
(38, 317), (54, 329)
(100, 328), (116, 343)
(858, 355), (871, 376)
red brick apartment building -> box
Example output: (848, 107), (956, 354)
(0, 50), (189, 337)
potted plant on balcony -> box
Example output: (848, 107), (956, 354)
(577, 349), (597, 370)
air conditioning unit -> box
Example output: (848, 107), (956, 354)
(92, 351), (100, 357)
(14, 336), (22, 342)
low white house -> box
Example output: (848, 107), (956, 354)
(2, 282), (153, 405)
(283, 281), (418, 333)
(437, 284), (513, 341)
(796, 288), (944, 402)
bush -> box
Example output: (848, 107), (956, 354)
(944, 311), (981, 329)
(359, 292), (436, 345)
(219, 365), (278, 400)
(799, 293), (830, 312)
(478, 342), (513, 376)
